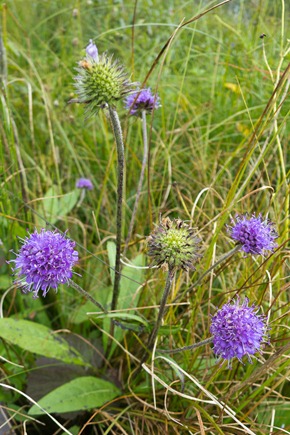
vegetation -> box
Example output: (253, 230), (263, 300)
(0, 0), (289, 433)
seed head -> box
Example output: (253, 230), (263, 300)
(147, 217), (201, 272)
(73, 40), (135, 116)
(76, 177), (93, 190)
(210, 298), (268, 368)
(125, 87), (160, 116)
(10, 229), (79, 298)
(228, 213), (278, 255)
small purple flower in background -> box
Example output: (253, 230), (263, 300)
(125, 87), (160, 117)
(86, 39), (99, 62)
(76, 178), (94, 190)
(10, 229), (78, 298)
(228, 213), (278, 255)
(210, 298), (268, 368)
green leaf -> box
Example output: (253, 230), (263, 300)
(118, 254), (145, 310)
(106, 240), (116, 283)
(158, 325), (182, 335)
(57, 189), (80, 217)
(94, 312), (148, 333)
(93, 312), (148, 327)
(0, 274), (11, 290)
(36, 186), (80, 225)
(106, 241), (145, 311)
(0, 318), (86, 366)
(105, 242), (145, 353)
(28, 376), (120, 415)
(36, 185), (58, 224)
(70, 287), (111, 324)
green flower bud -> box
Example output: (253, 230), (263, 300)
(147, 217), (201, 272)
(73, 41), (135, 116)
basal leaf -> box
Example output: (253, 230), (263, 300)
(57, 189), (80, 217)
(28, 376), (120, 415)
(0, 318), (86, 366)
(36, 186), (80, 225)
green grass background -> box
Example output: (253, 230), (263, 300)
(0, 0), (289, 434)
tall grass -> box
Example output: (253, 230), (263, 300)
(0, 0), (289, 434)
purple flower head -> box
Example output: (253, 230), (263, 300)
(10, 229), (79, 298)
(210, 298), (268, 368)
(76, 178), (94, 190)
(86, 39), (99, 62)
(125, 87), (160, 117)
(228, 213), (278, 255)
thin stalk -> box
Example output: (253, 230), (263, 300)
(189, 244), (241, 290)
(69, 280), (134, 332)
(157, 337), (213, 354)
(69, 279), (107, 313)
(107, 106), (125, 313)
(76, 189), (86, 208)
(138, 268), (175, 370)
(124, 110), (148, 257)
(172, 244), (241, 306)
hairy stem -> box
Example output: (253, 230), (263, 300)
(69, 279), (107, 313)
(124, 110), (148, 257)
(108, 106), (125, 313)
(172, 244), (241, 306)
(157, 336), (213, 354)
(138, 268), (175, 371)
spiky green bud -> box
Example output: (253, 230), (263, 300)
(73, 41), (135, 116)
(147, 217), (201, 272)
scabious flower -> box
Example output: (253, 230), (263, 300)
(228, 213), (278, 255)
(73, 39), (135, 116)
(125, 87), (160, 116)
(76, 177), (93, 190)
(86, 39), (99, 61)
(147, 217), (201, 272)
(10, 229), (78, 298)
(210, 298), (268, 367)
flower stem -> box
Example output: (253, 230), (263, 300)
(124, 110), (148, 257)
(69, 279), (107, 313)
(76, 189), (86, 208)
(191, 244), (241, 289)
(69, 280), (136, 332)
(138, 268), (175, 370)
(171, 244), (241, 306)
(107, 106), (125, 313)
(157, 337), (213, 354)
